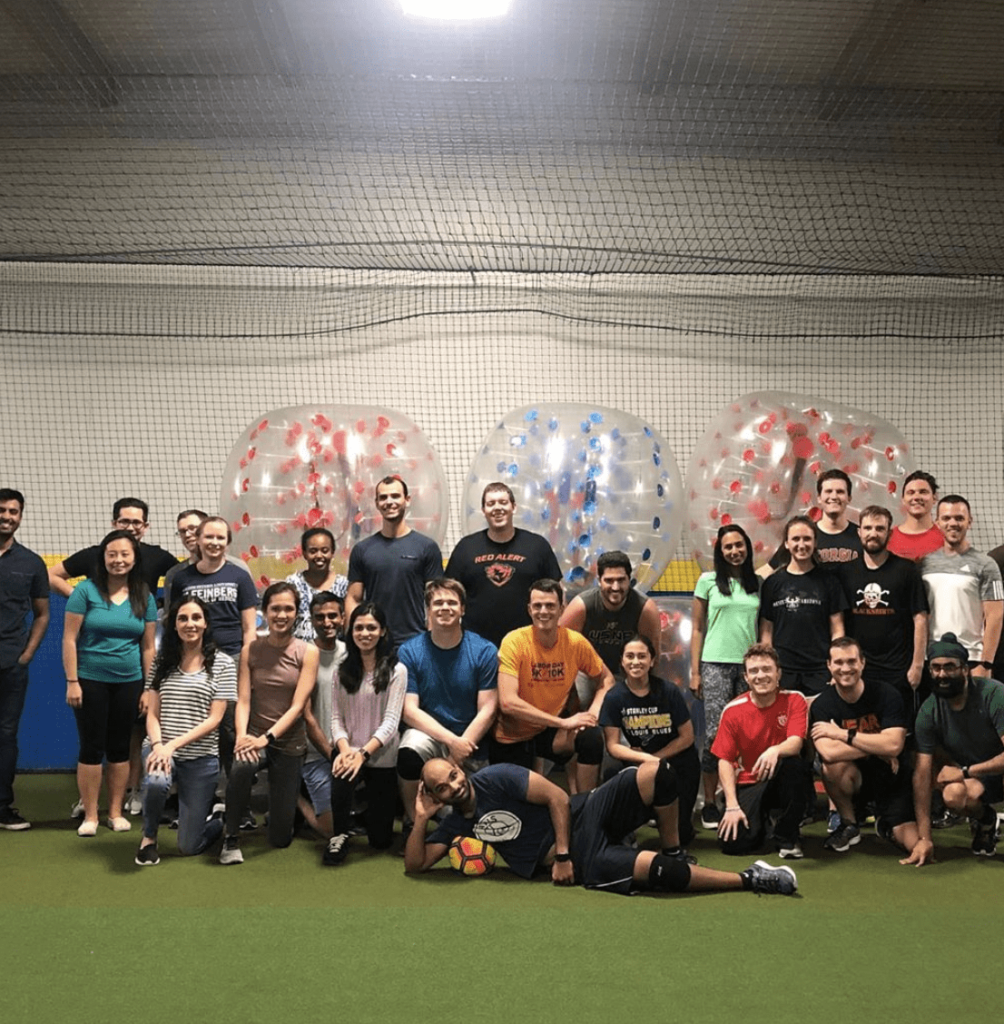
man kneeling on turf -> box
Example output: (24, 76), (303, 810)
(810, 637), (920, 855)
(713, 644), (812, 859)
(403, 757), (798, 897)
(902, 633), (1004, 866)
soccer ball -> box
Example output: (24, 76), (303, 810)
(448, 835), (497, 876)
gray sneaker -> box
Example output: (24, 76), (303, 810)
(823, 820), (861, 853)
(743, 860), (798, 896)
(219, 835), (243, 865)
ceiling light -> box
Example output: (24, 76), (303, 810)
(401, 0), (511, 19)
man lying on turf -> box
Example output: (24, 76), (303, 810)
(403, 756), (798, 897)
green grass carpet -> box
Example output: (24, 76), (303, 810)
(2, 774), (996, 1024)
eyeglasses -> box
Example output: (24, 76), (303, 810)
(178, 526), (200, 535)
(116, 517), (147, 529)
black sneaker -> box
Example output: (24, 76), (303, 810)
(135, 843), (160, 866)
(932, 808), (959, 829)
(743, 860), (798, 896)
(0, 807), (31, 831)
(700, 803), (722, 830)
(239, 811), (257, 832)
(823, 820), (861, 853)
(970, 815), (999, 857)
(323, 833), (349, 866)
(219, 835), (243, 865)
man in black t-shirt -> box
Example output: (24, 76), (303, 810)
(764, 468), (863, 576)
(445, 482), (561, 648)
(838, 505), (928, 719)
(48, 497), (178, 601)
(810, 637), (918, 855)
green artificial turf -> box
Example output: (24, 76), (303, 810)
(2, 774), (996, 1024)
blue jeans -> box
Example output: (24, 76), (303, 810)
(0, 661), (30, 811)
(140, 744), (222, 855)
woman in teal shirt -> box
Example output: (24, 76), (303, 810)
(63, 530), (157, 836)
(690, 523), (761, 829)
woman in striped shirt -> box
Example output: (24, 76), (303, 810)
(135, 596), (238, 865)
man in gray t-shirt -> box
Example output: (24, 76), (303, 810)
(920, 495), (1003, 671)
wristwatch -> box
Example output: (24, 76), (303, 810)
(980, 661), (993, 670)
(962, 765), (971, 779)
(265, 730), (276, 747)
(846, 726), (858, 745)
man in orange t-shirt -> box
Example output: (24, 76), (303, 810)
(490, 579), (613, 792)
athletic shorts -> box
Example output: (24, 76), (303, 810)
(571, 767), (648, 896)
(855, 757), (915, 832)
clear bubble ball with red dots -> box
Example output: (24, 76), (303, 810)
(464, 404), (684, 593)
(220, 406), (448, 591)
(684, 392), (917, 570)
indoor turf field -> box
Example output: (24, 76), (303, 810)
(2, 773), (994, 1024)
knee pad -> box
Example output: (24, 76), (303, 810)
(573, 726), (604, 766)
(647, 853), (691, 893)
(396, 746), (425, 782)
(653, 758), (679, 807)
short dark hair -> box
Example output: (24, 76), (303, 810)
(829, 636), (862, 658)
(481, 482), (515, 507)
(621, 632), (657, 660)
(176, 509), (209, 523)
(859, 505), (893, 527)
(310, 590), (344, 613)
(743, 643), (781, 670)
(0, 489), (25, 511)
(596, 551), (632, 578)
(262, 580), (298, 612)
(937, 494), (971, 516)
(113, 497), (149, 521)
(301, 527), (336, 551)
(816, 468), (852, 498)
(376, 475), (409, 498)
(902, 470), (937, 495)
(529, 578), (564, 603)
(424, 577), (467, 608)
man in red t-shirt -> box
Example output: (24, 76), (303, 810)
(712, 644), (810, 858)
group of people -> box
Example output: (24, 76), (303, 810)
(0, 466), (1002, 902)
(690, 468), (1004, 864)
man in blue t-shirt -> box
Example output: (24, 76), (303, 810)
(397, 578), (498, 827)
(404, 758), (799, 898)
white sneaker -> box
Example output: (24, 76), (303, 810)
(70, 799), (84, 820)
(125, 790), (143, 816)
(219, 835), (243, 865)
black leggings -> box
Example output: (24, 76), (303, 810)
(73, 678), (143, 764)
(331, 766), (398, 849)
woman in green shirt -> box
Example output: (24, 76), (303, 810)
(690, 524), (760, 829)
